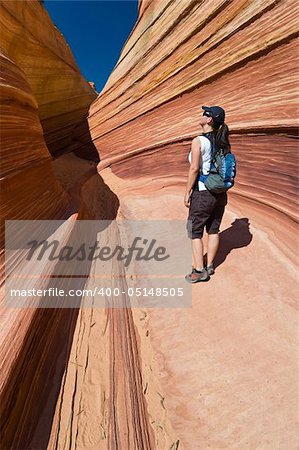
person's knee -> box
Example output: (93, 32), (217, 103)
(207, 230), (220, 236)
(206, 220), (221, 235)
(186, 220), (204, 239)
(187, 229), (203, 239)
(190, 231), (203, 239)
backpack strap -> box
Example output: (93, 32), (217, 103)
(202, 132), (219, 169)
(196, 133), (218, 186)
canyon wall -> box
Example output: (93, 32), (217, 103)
(0, 1), (298, 449)
(0, 1), (97, 448)
(0, 0), (99, 242)
(0, 48), (72, 248)
(91, 0), (299, 261)
(0, 0), (97, 157)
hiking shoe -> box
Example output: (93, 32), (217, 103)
(206, 264), (215, 276)
(185, 268), (210, 283)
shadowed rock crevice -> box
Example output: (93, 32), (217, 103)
(0, 167), (120, 449)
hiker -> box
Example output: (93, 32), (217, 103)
(184, 105), (231, 283)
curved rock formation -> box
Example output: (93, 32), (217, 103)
(90, 0), (298, 262)
(0, 0), (97, 157)
(0, 0), (298, 449)
(0, 48), (71, 246)
(0, 1), (97, 448)
(86, 0), (297, 448)
(0, 46), (70, 448)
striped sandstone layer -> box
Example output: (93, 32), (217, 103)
(86, 0), (297, 447)
(0, 0), (298, 449)
(0, 1), (96, 448)
(0, 48), (71, 247)
(50, 1), (298, 448)
(48, 161), (298, 450)
(0, 0), (97, 157)
(91, 0), (299, 262)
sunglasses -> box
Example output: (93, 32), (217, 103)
(203, 111), (212, 117)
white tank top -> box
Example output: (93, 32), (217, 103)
(188, 136), (213, 191)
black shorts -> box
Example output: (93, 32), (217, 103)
(186, 189), (227, 239)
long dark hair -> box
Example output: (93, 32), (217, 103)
(212, 122), (231, 155)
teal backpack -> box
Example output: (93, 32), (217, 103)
(198, 134), (237, 194)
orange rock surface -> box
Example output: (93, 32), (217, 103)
(0, 1), (96, 447)
(91, 0), (298, 262)
(0, 0), (97, 157)
(0, 48), (71, 244)
(0, 0), (298, 449)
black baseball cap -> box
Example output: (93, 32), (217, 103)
(202, 105), (225, 125)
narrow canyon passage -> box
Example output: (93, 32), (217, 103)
(45, 154), (298, 449)
(1, 0), (298, 449)
(0, 152), (297, 450)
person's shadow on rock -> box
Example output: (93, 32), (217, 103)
(205, 218), (253, 269)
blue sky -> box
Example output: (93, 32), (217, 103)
(44, 1), (138, 93)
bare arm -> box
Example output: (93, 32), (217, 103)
(184, 137), (201, 207)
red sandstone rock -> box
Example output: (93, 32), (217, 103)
(0, 1), (96, 446)
(0, 0), (298, 449)
(90, 0), (298, 263)
(0, 49), (71, 246)
(0, 0), (97, 157)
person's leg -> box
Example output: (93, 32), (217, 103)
(186, 236), (209, 282)
(207, 233), (220, 266)
(186, 190), (215, 278)
(187, 191), (207, 270)
(192, 238), (204, 270)
(205, 202), (226, 267)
